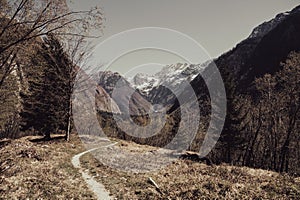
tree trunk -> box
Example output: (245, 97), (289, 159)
(279, 107), (297, 173)
(65, 98), (72, 141)
(44, 131), (51, 141)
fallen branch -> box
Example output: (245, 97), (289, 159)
(148, 177), (163, 195)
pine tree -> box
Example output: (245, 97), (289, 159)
(21, 36), (73, 139)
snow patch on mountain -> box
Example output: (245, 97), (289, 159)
(129, 62), (209, 95)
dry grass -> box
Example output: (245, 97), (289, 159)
(0, 134), (96, 199)
(1, 136), (299, 199)
(80, 139), (300, 200)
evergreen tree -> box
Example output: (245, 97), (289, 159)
(21, 36), (73, 139)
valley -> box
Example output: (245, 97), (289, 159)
(0, 2), (300, 199)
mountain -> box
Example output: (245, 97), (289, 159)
(76, 5), (300, 148)
(130, 63), (207, 107)
(71, 68), (121, 114)
(97, 4), (300, 131)
(215, 5), (300, 90)
(113, 5), (300, 154)
(94, 85), (121, 114)
(91, 5), (300, 129)
(130, 63), (204, 95)
(163, 5), (300, 113)
(70, 71), (121, 139)
(131, 6), (300, 104)
(95, 71), (152, 116)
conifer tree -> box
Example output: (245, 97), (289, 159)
(21, 36), (73, 139)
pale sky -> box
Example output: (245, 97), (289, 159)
(68, 0), (300, 75)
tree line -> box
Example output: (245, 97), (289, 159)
(213, 51), (300, 174)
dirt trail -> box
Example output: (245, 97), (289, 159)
(71, 141), (117, 200)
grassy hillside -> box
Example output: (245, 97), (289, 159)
(0, 135), (96, 199)
(1, 135), (299, 199)
(81, 140), (300, 199)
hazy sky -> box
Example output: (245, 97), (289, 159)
(69, 1), (300, 75)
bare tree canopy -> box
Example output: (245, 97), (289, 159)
(0, 0), (103, 87)
(0, 0), (104, 140)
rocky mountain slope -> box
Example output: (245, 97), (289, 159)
(72, 69), (121, 114)
(94, 85), (121, 114)
(129, 63), (207, 107)
(95, 71), (152, 116)
(215, 5), (300, 90)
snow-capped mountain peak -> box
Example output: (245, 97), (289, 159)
(130, 62), (208, 96)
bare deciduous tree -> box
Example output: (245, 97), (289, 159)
(0, 0), (103, 140)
